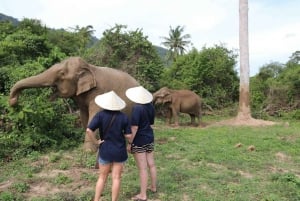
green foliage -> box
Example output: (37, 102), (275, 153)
(160, 45), (239, 108)
(0, 20), (16, 40)
(0, 191), (24, 201)
(49, 151), (63, 163)
(0, 18), (90, 69)
(84, 24), (164, 91)
(0, 19), (51, 65)
(251, 56), (300, 116)
(0, 95), (82, 161)
(47, 25), (95, 57)
(52, 173), (73, 185)
(11, 182), (30, 193)
(80, 172), (97, 182)
(250, 62), (284, 113)
(0, 18), (86, 162)
(0, 61), (83, 161)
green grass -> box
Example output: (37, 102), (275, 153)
(0, 117), (299, 201)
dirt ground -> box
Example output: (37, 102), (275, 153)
(213, 117), (276, 126)
(0, 155), (98, 199)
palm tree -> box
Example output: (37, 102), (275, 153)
(70, 25), (95, 54)
(161, 25), (191, 61)
(220, 0), (274, 126)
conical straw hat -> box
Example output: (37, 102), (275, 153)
(95, 91), (126, 111)
(126, 86), (153, 104)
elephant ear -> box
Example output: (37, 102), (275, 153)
(76, 67), (96, 95)
(163, 94), (172, 103)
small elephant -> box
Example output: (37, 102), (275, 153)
(9, 57), (139, 152)
(153, 87), (202, 126)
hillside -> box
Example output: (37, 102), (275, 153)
(0, 13), (168, 60)
(0, 13), (19, 25)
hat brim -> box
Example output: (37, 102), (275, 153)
(126, 86), (153, 104)
(95, 91), (126, 111)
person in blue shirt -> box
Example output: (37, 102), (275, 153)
(126, 86), (157, 201)
(86, 91), (132, 201)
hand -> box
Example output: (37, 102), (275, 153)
(127, 144), (132, 153)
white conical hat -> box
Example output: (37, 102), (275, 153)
(95, 91), (126, 111)
(126, 86), (153, 104)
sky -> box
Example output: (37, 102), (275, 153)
(1, 0), (300, 76)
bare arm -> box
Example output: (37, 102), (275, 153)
(127, 126), (138, 153)
(124, 133), (133, 144)
(129, 125), (138, 143)
(86, 128), (103, 145)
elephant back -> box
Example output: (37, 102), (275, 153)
(94, 67), (140, 116)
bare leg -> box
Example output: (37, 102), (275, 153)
(146, 151), (157, 192)
(133, 152), (148, 200)
(111, 162), (124, 201)
(94, 163), (111, 201)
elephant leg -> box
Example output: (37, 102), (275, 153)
(166, 108), (172, 125)
(190, 114), (197, 126)
(172, 108), (179, 126)
(82, 108), (98, 153)
(83, 133), (98, 153)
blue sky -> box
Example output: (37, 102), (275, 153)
(1, 0), (299, 76)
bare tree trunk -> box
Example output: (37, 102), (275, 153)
(237, 0), (252, 120)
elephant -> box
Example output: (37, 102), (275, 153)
(9, 57), (139, 152)
(153, 87), (202, 126)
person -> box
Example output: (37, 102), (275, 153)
(86, 91), (132, 201)
(125, 86), (157, 201)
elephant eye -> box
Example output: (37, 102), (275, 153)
(57, 70), (65, 78)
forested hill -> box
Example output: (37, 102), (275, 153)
(0, 13), (19, 25)
(0, 13), (168, 59)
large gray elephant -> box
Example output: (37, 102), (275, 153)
(153, 87), (202, 126)
(9, 57), (139, 152)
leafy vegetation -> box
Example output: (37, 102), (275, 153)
(160, 45), (239, 108)
(250, 53), (300, 117)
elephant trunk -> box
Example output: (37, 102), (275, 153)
(152, 93), (158, 103)
(9, 70), (55, 106)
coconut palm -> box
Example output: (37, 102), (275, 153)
(161, 25), (191, 61)
(221, 0), (274, 126)
(70, 25), (95, 54)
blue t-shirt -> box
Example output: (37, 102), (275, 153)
(130, 103), (155, 146)
(87, 110), (131, 162)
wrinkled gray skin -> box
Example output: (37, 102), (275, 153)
(9, 57), (139, 152)
(153, 87), (201, 126)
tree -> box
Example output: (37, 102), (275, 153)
(0, 18), (51, 65)
(250, 62), (284, 114)
(161, 25), (191, 62)
(236, 0), (251, 120)
(228, 0), (274, 125)
(84, 24), (163, 91)
(160, 45), (239, 108)
(287, 50), (300, 64)
(70, 25), (95, 54)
